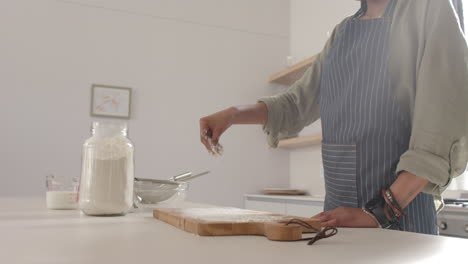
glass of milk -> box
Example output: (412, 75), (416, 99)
(45, 175), (80, 210)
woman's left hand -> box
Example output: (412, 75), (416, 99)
(314, 207), (379, 228)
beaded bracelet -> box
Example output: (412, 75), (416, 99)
(381, 189), (405, 217)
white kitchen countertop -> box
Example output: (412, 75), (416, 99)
(1, 197), (467, 264)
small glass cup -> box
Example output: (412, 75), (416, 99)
(45, 175), (80, 210)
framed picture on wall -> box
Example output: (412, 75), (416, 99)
(90, 84), (132, 119)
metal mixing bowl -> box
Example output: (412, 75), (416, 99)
(133, 171), (209, 208)
(133, 178), (188, 208)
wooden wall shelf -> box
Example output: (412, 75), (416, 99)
(269, 55), (317, 86)
(277, 134), (322, 149)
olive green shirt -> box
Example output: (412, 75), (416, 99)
(259, 0), (468, 198)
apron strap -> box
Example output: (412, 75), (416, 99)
(354, 0), (397, 19)
(353, 1), (367, 19)
(382, 0), (397, 18)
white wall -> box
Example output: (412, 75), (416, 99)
(288, 0), (360, 195)
(290, 0), (360, 61)
(0, 0), (291, 207)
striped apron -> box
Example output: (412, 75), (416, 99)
(319, 0), (438, 235)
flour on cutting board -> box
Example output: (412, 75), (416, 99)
(174, 208), (289, 222)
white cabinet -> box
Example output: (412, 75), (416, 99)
(244, 194), (324, 217)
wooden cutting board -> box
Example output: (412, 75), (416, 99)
(153, 207), (321, 241)
(261, 188), (307, 195)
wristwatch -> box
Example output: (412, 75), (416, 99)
(364, 196), (398, 229)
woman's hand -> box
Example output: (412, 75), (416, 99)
(314, 207), (379, 228)
(199, 107), (237, 153)
(199, 103), (268, 154)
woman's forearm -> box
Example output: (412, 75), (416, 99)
(229, 103), (268, 125)
(389, 171), (429, 208)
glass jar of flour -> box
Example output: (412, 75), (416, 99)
(79, 122), (134, 216)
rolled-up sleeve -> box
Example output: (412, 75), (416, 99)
(259, 61), (321, 147)
(396, 0), (468, 195)
(258, 22), (344, 147)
